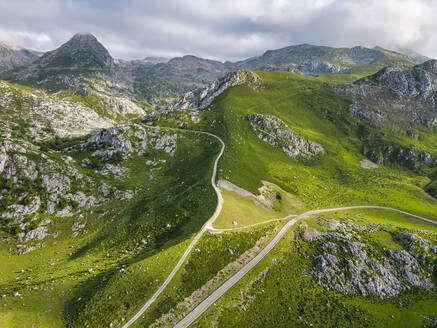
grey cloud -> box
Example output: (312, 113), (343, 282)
(0, 0), (435, 61)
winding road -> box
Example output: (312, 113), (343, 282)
(122, 128), (436, 328)
(122, 131), (225, 328)
(173, 205), (436, 328)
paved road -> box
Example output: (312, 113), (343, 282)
(122, 131), (225, 328)
(173, 205), (436, 328)
(208, 214), (297, 233)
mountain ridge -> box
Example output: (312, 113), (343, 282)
(0, 33), (431, 105)
(0, 41), (40, 73)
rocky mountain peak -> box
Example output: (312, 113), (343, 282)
(70, 32), (97, 41)
(37, 32), (114, 70)
(0, 41), (24, 52)
(0, 41), (39, 73)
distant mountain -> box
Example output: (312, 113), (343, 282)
(0, 33), (431, 106)
(0, 41), (39, 73)
(394, 47), (430, 63)
(130, 55), (233, 102)
(3, 33), (135, 95)
(7, 33), (115, 78)
(36, 33), (114, 70)
(233, 44), (422, 75)
(128, 44), (426, 104)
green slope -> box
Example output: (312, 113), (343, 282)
(154, 70), (437, 220)
(1, 67), (437, 328)
(192, 209), (437, 328)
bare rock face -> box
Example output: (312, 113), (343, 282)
(305, 220), (436, 299)
(330, 60), (437, 131)
(0, 42), (39, 73)
(362, 143), (436, 169)
(331, 82), (437, 129)
(243, 114), (325, 158)
(76, 123), (178, 159)
(358, 60), (437, 107)
(289, 60), (345, 75)
(0, 121), (182, 244)
(164, 70), (261, 112)
(0, 80), (144, 140)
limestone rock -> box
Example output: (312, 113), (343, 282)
(243, 114), (325, 158)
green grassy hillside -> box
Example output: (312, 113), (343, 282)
(0, 126), (222, 327)
(1, 67), (437, 328)
(154, 70), (437, 220)
(192, 209), (437, 328)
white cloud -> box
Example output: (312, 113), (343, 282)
(0, 0), (435, 60)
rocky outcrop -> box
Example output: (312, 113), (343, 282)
(164, 70), (261, 112)
(0, 80), (144, 139)
(331, 60), (437, 130)
(243, 114), (325, 158)
(0, 138), (98, 241)
(76, 123), (178, 159)
(331, 83), (437, 129)
(358, 60), (437, 107)
(303, 220), (436, 299)
(362, 142), (436, 169)
(289, 60), (345, 75)
(0, 122), (181, 242)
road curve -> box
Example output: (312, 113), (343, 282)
(209, 214), (297, 232)
(122, 131), (225, 328)
(173, 205), (436, 328)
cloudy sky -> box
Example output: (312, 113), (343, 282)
(0, 0), (435, 61)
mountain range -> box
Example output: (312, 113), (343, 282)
(0, 33), (430, 105)
(0, 33), (436, 328)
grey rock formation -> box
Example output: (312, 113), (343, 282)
(0, 41), (39, 73)
(14, 33), (114, 75)
(362, 143), (436, 168)
(1, 34), (424, 107)
(164, 70), (261, 111)
(233, 44), (420, 75)
(307, 220), (436, 299)
(243, 114), (325, 158)
(77, 123), (178, 159)
(331, 82), (437, 129)
(131, 55), (233, 103)
(358, 60), (437, 107)
(0, 80), (143, 139)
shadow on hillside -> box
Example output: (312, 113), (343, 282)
(62, 180), (217, 327)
